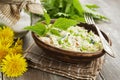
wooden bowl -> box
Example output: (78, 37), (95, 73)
(32, 20), (111, 63)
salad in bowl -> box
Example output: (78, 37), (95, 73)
(39, 24), (103, 53)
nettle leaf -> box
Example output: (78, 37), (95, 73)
(50, 29), (61, 36)
(24, 23), (46, 36)
(53, 18), (78, 30)
(73, 0), (84, 16)
(65, 0), (73, 13)
(44, 12), (51, 25)
(71, 15), (85, 22)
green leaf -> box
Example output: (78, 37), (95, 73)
(24, 23), (46, 36)
(73, 0), (84, 16)
(86, 4), (99, 9)
(70, 15), (85, 22)
(65, 0), (73, 13)
(50, 29), (61, 36)
(53, 18), (78, 30)
(44, 12), (51, 25)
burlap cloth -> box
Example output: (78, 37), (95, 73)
(0, 0), (43, 26)
(24, 42), (105, 80)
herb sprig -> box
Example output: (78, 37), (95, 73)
(25, 13), (78, 36)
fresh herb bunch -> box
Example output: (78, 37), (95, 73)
(25, 12), (78, 36)
(40, 0), (108, 22)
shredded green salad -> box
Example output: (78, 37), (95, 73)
(39, 25), (103, 53)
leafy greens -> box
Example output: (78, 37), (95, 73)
(40, 0), (108, 22)
(25, 13), (78, 36)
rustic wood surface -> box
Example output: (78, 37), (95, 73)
(3, 0), (120, 80)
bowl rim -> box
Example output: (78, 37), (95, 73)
(31, 21), (111, 58)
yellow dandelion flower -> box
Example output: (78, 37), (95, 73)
(0, 43), (10, 61)
(0, 38), (13, 47)
(11, 39), (23, 54)
(1, 54), (27, 77)
(10, 46), (23, 55)
(0, 27), (14, 40)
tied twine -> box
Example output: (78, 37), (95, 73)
(0, 0), (44, 26)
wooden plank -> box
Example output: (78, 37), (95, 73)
(96, 74), (104, 80)
(22, 68), (69, 80)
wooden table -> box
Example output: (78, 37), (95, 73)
(2, 0), (120, 80)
